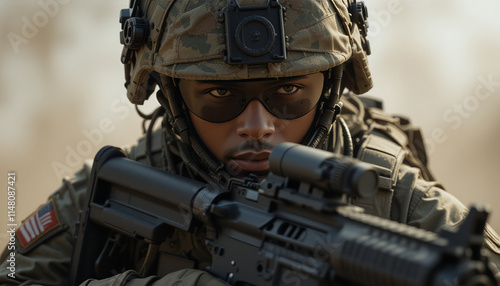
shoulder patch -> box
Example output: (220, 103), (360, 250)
(16, 199), (64, 252)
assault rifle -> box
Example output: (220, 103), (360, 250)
(70, 142), (498, 286)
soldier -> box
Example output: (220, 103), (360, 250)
(1, 0), (499, 285)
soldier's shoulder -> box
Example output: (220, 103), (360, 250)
(14, 135), (141, 255)
(15, 161), (92, 254)
(342, 92), (440, 220)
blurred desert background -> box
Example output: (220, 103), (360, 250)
(0, 0), (499, 249)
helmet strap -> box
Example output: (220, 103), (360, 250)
(304, 64), (344, 150)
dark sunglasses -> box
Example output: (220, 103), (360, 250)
(179, 76), (324, 123)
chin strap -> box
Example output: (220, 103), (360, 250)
(338, 116), (354, 157)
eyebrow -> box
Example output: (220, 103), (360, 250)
(195, 75), (309, 86)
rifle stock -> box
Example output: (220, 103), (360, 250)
(69, 143), (498, 286)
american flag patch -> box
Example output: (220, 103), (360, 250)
(17, 199), (61, 248)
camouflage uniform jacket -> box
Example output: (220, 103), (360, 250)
(1, 94), (499, 285)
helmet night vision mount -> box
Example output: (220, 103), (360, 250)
(119, 0), (149, 65)
(222, 0), (287, 65)
(348, 0), (371, 55)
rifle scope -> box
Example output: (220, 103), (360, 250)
(269, 142), (379, 198)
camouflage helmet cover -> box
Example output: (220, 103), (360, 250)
(123, 0), (373, 104)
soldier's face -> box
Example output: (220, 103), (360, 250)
(178, 72), (323, 177)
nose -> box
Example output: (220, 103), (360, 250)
(236, 100), (275, 140)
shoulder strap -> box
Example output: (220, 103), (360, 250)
(352, 130), (406, 219)
(127, 128), (167, 168)
(341, 93), (434, 219)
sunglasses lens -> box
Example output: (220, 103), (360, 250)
(183, 92), (321, 123)
(263, 96), (319, 120)
(182, 93), (245, 123)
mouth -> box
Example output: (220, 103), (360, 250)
(228, 151), (271, 174)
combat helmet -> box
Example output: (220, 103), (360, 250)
(119, 0), (372, 185)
